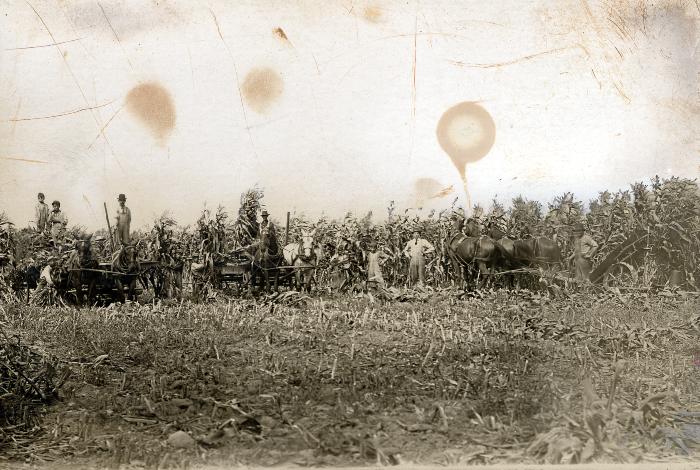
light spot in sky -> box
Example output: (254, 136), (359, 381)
(436, 102), (496, 215)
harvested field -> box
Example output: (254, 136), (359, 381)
(1, 289), (698, 468)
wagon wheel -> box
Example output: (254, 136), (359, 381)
(604, 261), (638, 287)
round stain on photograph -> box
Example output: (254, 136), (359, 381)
(125, 82), (176, 142)
(241, 67), (283, 114)
(436, 102), (496, 178)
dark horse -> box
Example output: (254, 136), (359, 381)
(446, 217), (502, 289)
(241, 232), (281, 294)
(62, 238), (99, 306)
(496, 236), (562, 287)
(497, 236), (562, 268)
(111, 245), (141, 302)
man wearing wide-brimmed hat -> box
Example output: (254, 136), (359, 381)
(568, 222), (598, 282)
(259, 209), (278, 255)
(403, 228), (435, 286)
(260, 209), (270, 226)
(115, 194), (131, 246)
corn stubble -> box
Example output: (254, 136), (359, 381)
(0, 289), (697, 467)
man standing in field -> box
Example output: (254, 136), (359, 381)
(115, 194), (131, 246)
(403, 229), (435, 286)
(47, 200), (67, 252)
(35, 192), (49, 233)
(366, 241), (389, 289)
(569, 222), (598, 282)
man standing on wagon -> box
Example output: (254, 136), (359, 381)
(403, 229), (435, 287)
(47, 200), (68, 252)
(35, 192), (49, 233)
(115, 194), (131, 246)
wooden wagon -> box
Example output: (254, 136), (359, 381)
(215, 257), (252, 294)
(64, 259), (161, 304)
(194, 257), (306, 296)
(218, 259), (299, 294)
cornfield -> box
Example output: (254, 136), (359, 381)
(1, 176), (698, 292)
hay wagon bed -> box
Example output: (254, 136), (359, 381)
(209, 257), (306, 293)
(66, 259), (160, 303)
(218, 260), (300, 289)
(216, 258), (251, 287)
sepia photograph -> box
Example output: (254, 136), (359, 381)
(0, 0), (699, 468)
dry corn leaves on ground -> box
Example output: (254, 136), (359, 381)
(0, 289), (697, 467)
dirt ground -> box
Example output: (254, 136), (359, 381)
(1, 290), (698, 468)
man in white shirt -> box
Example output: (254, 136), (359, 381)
(115, 194), (132, 246)
(403, 230), (435, 286)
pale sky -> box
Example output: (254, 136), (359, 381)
(1, 0), (698, 230)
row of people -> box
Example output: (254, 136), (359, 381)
(34, 192), (132, 251)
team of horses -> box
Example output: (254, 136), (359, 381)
(447, 217), (563, 289)
(233, 228), (323, 294)
(10, 237), (178, 306)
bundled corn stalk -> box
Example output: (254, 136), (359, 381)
(189, 207), (230, 295)
(195, 206), (229, 259)
(231, 187), (264, 249)
(147, 213), (178, 260)
(29, 283), (65, 307)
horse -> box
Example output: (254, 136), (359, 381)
(497, 236), (562, 268)
(8, 262), (41, 299)
(241, 231), (281, 294)
(446, 217), (502, 289)
(496, 236), (562, 288)
(65, 238), (99, 306)
(283, 229), (323, 293)
(111, 245), (141, 302)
